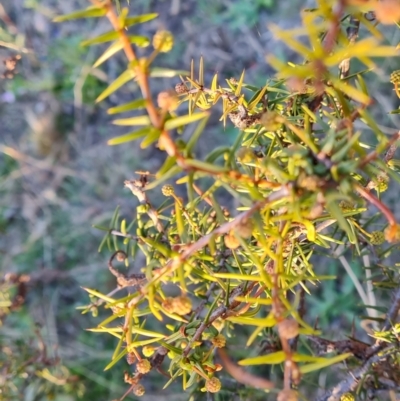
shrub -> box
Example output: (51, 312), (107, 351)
(54, 1), (400, 400)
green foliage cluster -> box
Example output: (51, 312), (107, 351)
(52, 1), (400, 400)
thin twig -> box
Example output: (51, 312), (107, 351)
(124, 179), (164, 233)
(358, 131), (400, 168)
(314, 346), (396, 401)
(108, 250), (146, 288)
(323, 0), (346, 54)
(146, 186), (290, 287)
(182, 282), (258, 357)
(110, 230), (138, 240)
(217, 348), (274, 390)
(355, 184), (397, 227)
(339, 15), (360, 79)
(91, 0), (183, 164)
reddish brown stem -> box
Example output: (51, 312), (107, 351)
(358, 131), (400, 168)
(91, 0), (182, 163)
(355, 184), (396, 227)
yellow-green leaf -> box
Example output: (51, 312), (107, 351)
(130, 326), (165, 338)
(239, 350), (285, 366)
(124, 13), (158, 27)
(326, 198), (355, 244)
(93, 42), (123, 68)
(126, 337), (161, 348)
(213, 273), (264, 281)
(107, 127), (155, 145)
(226, 314), (276, 327)
(299, 353), (352, 374)
(112, 115), (151, 126)
(140, 129), (161, 149)
(325, 39), (398, 66)
(248, 85), (268, 111)
(292, 353), (329, 363)
(175, 202), (185, 240)
(82, 31), (119, 47)
(269, 23), (314, 58)
(144, 165), (182, 191)
(83, 32), (148, 47)
(235, 69), (245, 97)
(108, 99), (147, 114)
(184, 158), (228, 174)
(96, 70), (135, 103)
(53, 6), (105, 22)
(301, 219), (316, 242)
(82, 287), (116, 303)
(164, 112), (209, 131)
(150, 68), (189, 78)
(93, 36), (149, 68)
(329, 77), (370, 104)
(104, 348), (128, 371)
(211, 73), (218, 92)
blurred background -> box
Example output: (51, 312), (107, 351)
(1, 1), (400, 400)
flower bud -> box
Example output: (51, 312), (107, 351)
(370, 231), (385, 245)
(278, 319), (299, 340)
(157, 90), (179, 112)
(162, 184), (175, 196)
(142, 345), (155, 357)
(153, 30), (174, 52)
(211, 334), (226, 348)
(224, 232), (240, 249)
(260, 111), (282, 131)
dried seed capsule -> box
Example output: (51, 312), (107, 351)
(174, 295), (192, 316)
(237, 218), (253, 239)
(175, 82), (188, 94)
(157, 90), (178, 111)
(136, 359), (151, 374)
(132, 384), (145, 396)
(205, 377), (221, 393)
(116, 251), (126, 262)
(278, 319), (299, 340)
(162, 297), (175, 313)
(126, 352), (136, 365)
(224, 232), (240, 249)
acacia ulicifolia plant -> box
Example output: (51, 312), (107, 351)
(56, 1), (400, 400)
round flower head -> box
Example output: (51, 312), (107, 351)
(136, 359), (151, 374)
(205, 377), (221, 393)
(153, 30), (174, 52)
